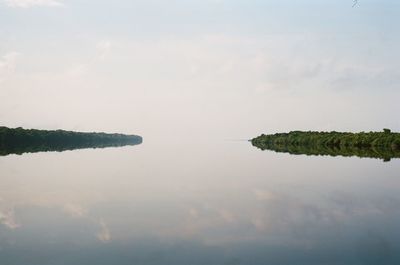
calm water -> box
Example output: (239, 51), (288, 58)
(0, 137), (400, 265)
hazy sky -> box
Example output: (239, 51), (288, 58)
(1, 0), (399, 140)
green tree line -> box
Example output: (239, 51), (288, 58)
(0, 126), (142, 156)
(251, 129), (400, 161)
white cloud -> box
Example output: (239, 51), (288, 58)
(66, 64), (88, 77)
(0, 209), (20, 229)
(96, 40), (112, 61)
(4, 0), (63, 8)
(0, 52), (20, 83)
(63, 203), (87, 218)
(63, 40), (111, 78)
(97, 219), (111, 243)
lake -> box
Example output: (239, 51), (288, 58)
(0, 137), (399, 265)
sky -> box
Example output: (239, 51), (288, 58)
(1, 0), (400, 140)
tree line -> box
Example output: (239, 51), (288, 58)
(0, 126), (142, 156)
(251, 129), (400, 161)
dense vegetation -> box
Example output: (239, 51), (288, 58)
(0, 126), (142, 156)
(251, 129), (400, 161)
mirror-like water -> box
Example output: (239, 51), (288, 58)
(0, 138), (399, 265)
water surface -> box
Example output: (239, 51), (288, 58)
(0, 137), (399, 264)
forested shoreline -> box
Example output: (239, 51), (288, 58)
(0, 126), (142, 156)
(251, 130), (400, 161)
